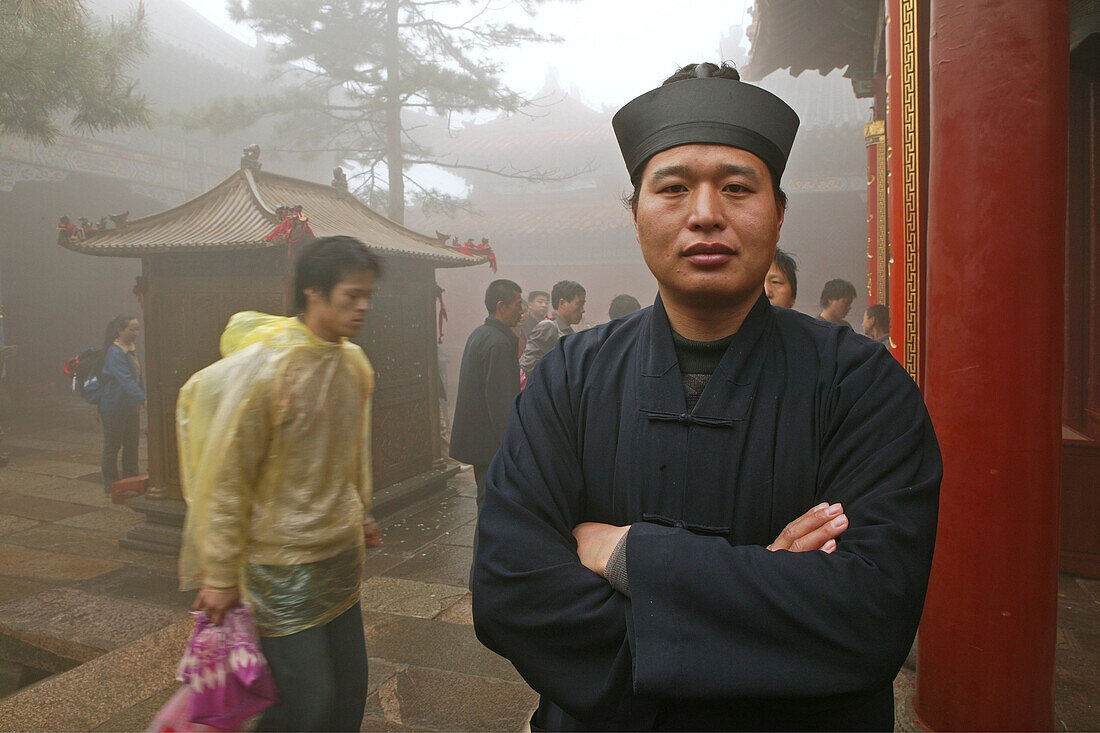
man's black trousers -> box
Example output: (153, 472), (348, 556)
(255, 602), (368, 732)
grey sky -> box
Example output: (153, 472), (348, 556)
(181, 0), (753, 109)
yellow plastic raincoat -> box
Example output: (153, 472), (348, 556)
(177, 312), (375, 636)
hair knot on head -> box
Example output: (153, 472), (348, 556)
(693, 63), (717, 78)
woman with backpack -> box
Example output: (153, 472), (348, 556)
(99, 315), (146, 495)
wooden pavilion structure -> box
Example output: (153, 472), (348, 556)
(747, 1), (1097, 729)
(60, 148), (485, 545)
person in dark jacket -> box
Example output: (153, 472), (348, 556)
(608, 294), (642, 321)
(450, 279), (524, 583)
(819, 278), (857, 329)
(98, 314), (146, 494)
(863, 303), (891, 345)
(471, 62), (941, 732)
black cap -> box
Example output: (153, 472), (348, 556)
(613, 75), (800, 186)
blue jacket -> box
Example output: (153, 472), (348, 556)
(99, 344), (145, 415)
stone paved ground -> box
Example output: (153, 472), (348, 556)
(0, 399), (536, 732)
(0, 398), (1096, 731)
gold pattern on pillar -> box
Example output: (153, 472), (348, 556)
(886, 0), (923, 383)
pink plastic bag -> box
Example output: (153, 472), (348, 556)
(146, 687), (221, 733)
(175, 605), (278, 731)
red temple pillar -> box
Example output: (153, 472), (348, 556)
(916, 2), (1069, 730)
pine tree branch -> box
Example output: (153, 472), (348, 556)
(406, 156), (598, 182)
(0, 1), (151, 144)
(186, 0), (571, 216)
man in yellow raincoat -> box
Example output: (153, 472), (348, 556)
(177, 236), (381, 732)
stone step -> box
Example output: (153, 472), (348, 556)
(117, 462), (462, 556)
(372, 462), (461, 521)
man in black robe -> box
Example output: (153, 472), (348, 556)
(471, 62), (941, 731)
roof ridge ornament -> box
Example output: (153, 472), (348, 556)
(445, 235), (498, 272)
(332, 167), (349, 193)
(240, 145), (262, 172)
(56, 212), (127, 245)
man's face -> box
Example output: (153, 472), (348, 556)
(862, 310), (874, 336)
(765, 263), (795, 309)
(529, 295), (550, 319)
(556, 293), (586, 326)
(308, 270), (376, 339)
(496, 290), (524, 328)
(633, 144), (784, 311)
(825, 296), (853, 321)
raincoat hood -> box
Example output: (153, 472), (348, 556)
(220, 311), (345, 357)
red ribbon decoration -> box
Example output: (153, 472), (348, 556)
(264, 208), (314, 246)
(133, 276), (147, 310)
(265, 207), (315, 310)
(453, 237), (498, 273)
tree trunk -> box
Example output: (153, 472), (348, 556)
(385, 0), (404, 225)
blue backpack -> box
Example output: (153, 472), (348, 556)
(64, 347), (106, 404)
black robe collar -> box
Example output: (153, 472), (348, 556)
(638, 293), (774, 426)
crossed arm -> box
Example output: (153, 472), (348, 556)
(574, 501), (849, 579)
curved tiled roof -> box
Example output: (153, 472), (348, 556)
(743, 0), (879, 97)
(62, 167), (484, 268)
(407, 95), (619, 174)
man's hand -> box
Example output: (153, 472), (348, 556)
(767, 502), (848, 553)
(192, 586), (240, 625)
(363, 521), (382, 547)
(573, 522), (629, 577)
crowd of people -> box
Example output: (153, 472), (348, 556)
(451, 278), (642, 555)
(765, 247), (892, 343)
(80, 60), (934, 733)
